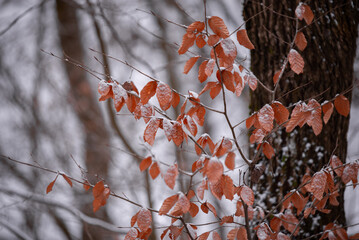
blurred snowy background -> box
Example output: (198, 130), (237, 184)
(0, 0), (358, 239)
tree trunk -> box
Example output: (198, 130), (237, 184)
(243, 0), (359, 237)
(56, 1), (113, 239)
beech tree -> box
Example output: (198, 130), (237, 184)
(1, 1), (359, 240)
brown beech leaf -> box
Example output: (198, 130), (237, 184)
(98, 80), (113, 101)
(225, 152), (235, 170)
(171, 91), (180, 108)
(222, 70), (235, 92)
(198, 60), (209, 83)
(295, 32), (307, 51)
(140, 81), (158, 105)
(295, 3), (314, 24)
(208, 16), (229, 39)
(159, 194), (179, 215)
(271, 101), (289, 125)
(237, 29), (255, 49)
(244, 74), (258, 91)
(257, 104), (274, 132)
(208, 34), (220, 46)
(307, 171), (327, 200)
(92, 181), (110, 212)
(334, 94), (350, 117)
(149, 161), (160, 179)
(206, 158), (224, 184)
(124, 228), (138, 240)
(196, 34), (206, 48)
(183, 116), (198, 136)
(139, 156), (152, 172)
(307, 99), (323, 135)
(164, 164), (179, 189)
(330, 155), (344, 177)
(189, 202), (199, 217)
(213, 137), (233, 157)
(198, 232), (210, 240)
(240, 186), (254, 206)
(288, 49), (304, 74)
(205, 59), (216, 77)
(222, 175), (234, 200)
(183, 56), (200, 74)
(187, 21), (205, 36)
(171, 193), (190, 216)
(246, 113), (258, 129)
(143, 118), (160, 146)
(322, 101), (334, 124)
(262, 142), (275, 159)
(206, 202), (217, 217)
(156, 82), (172, 111)
(46, 175), (58, 194)
(137, 208), (152, 232)
(62, 174), (73, 187)
(178, 33), (196, 54)
(197, 179), (208, 200)
(212, 231), (222, 240)
(342, 163), (358, 186)
(286, 102), (310, 133)
(83, 180), (91, 191)
(131, 212), (139, 227)
(220, 216), (234, 225)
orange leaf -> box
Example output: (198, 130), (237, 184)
(212, 231), (222, 240)
(92, 181), (110, 212)
(207, 34), (220, 46)
(342, 163), (359, 186)
(271, 101), (289, 125)
(288, 49), (304, 74)
(236, 29), (255, 49)
(187, 21), (205, 36)
(206, 202), (217, 217)
(164, 164), (179, 189)
(210, 82), (222, 99)
(208, 16), (229, 39)
(172, 121), (185, 146)
(46, 175), (58, 194)
(330, 155), (344, 177)
(140, 81), (157, 104)
(240, 186), (254, 206)
(227, 228), (238, 240)
(189, 202), (199, 217)
(307, 171), (327, 200)
(262, 142), (275, 159)
(171, 91), (180, 108)
(220, 216), (234, 225)
(322, 101), (334, 124)
(156, 82), (172, 111)
(83, 180), (91, 191)
(222, 70), (235, 92)
(178, 33), (196, 55)
(257, 104), (274, 132)
(197, 179), (208, 200)
(198, 232), (210, 240)
(196, 35), (206, 48)
(244, 74), (258, 91)
(225, 152), (235, 170)
(234, 71), (244, 96)
(213, 137), (233, 157)
(159, 194), (179, 215)
(206, 159), (224, 184)
(139, 156), (152, 172)
(98, 80), (112, 101)
(246, 113), (257, 129)
(183, 116), (198, 136)
(295, 32), (307, 51)
(249, 129), (266, 144)
(205, 59), (216, 77)
(334, 94), (350, 117)
(62, 174), (73, 187)
(131, 212), (139, 227)
(303, 5), (314, 25)
(149, 161), (160, 179)
(307, 99), (322, 135)
(124, 228), (138, 240)
(286, 102), (310, 133)
(143, 118), (160, 146)
(222, 175), (234, 200)
(183, 56), (200, 74)
(198, 60), (209, 83)
(137, 208), (152, 232)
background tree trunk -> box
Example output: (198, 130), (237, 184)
(56, 1), (113, 239)
(243, 0), (359, 236)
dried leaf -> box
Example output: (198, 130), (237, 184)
(187, 21), (205, 36)
(124, 228), (138, 240)
(139, 156), (152, 172)
(334, 95), (350, 117)
(295, 32), (307, 51)
(236, 29), (255, 49)
(196, 35), (206, 48)
(307, 99), (323, 135)
(183, 56), (200, 74)
(92, 181), (110, 212)
(240, 186), (254, 206)
(271, 101), (289, 125)
(144, 118), (160, 146)
(156, 83), (172, 111)
(330, 155), (344, 177)
(222, 175), (234, 200)
(262, 142), (274, 159)
(178, 33), (196, 54)
(198, 232), (210, 240)
(288, 49), (304, 74)
(208, 16), (229, 39)
(140, 81), (157, 104)
(225, 152), (235, 170)
(159, 194), (179, 215)
(208, 34), (220, 46)
(198, 60), (209, 83)
(207, 159), (224, 184)
(322, 101), (334, 124)
(257, 104), (274, 132)
(164, 164), (179, 189)
(137, 208), (152, 232)
(46, 175), (58, 194)
(307, 171), (327, 200)
(62, 174), (73, 187)
(149, 161), (160, 179)
(189, 202), (199, 217)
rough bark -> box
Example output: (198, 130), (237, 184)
(243, 0), (359, 237)
(56, 1), (113, 239)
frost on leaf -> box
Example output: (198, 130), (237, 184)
(206, 158), (224, 184)
(286, 102), (310, 133)
(171, 193), (190, 216)
(144, 118), (160, 146)
(156, 82), (172, 111)
(124, 228), (138, 240)
(187, 21), (205, 37)
(112, 83), (128, 112)
(208, 34), (220, 46)
(288, 49), (304, 74)
(244, 74), (258, 91)
(198, 60), (209, 83)
(330, 155), (344, 177)
(183, 56), (200, 74)
(237, 29), (255, 50)
(159, 194), (179, 215)
(295, 32), (307, 51)
(341, 163), (358, 187)
(208, 16), (229, 39)
(137, 208), (152, 232)
(306, 171), (327, 200)
(322, 101), (334, 124)
(334, 94), (350, 117)
(240, 185), (254, 206)
(164, 164), (179, 189)
(257, 104), (274, 132)
(197, 179), (208, 200)
(306, 99), (322, 135)
(205, 59), (216, 77)
(98, 80), (113, 101)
